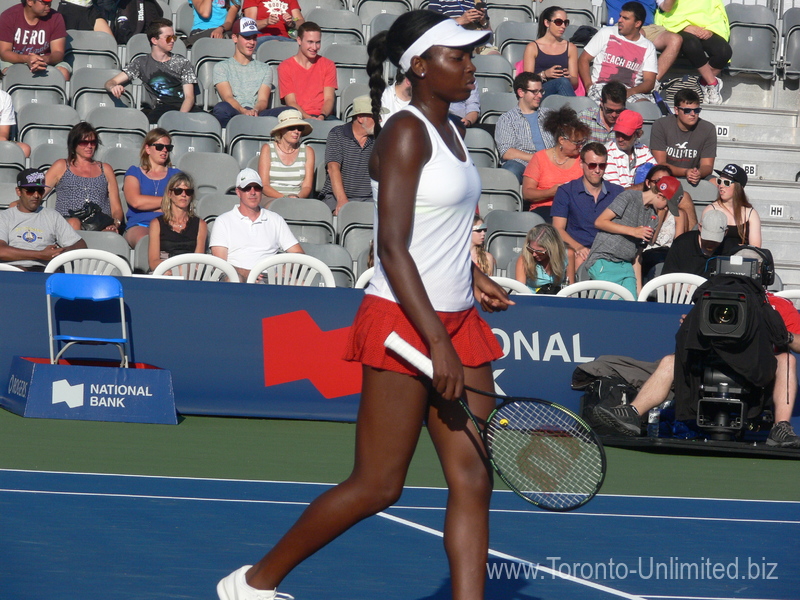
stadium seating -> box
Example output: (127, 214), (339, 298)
(71, 68), (134, 120)
(4, 65), (68, 112)
(537, 0), (595, 27)
(17, 104), (79, 152)
(472, 54), (514, 95)
(486, 0), (534, 26)
(64, 30), (121, 72)
(268, 197), (336, 244)
(191, 37), (236, 110)
(307, 9), (365, 45)
(727, 3), (779, 80)
(247, 253), (336, 286)
(156, 111), (224, 157)
(176, 152), (239, 196)
(88, 107), (150, 152)
(300, 242), (356, 287)
(0, 142), (26, 184)
(226, 114), (279, 169)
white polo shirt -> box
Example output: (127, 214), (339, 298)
(209, 205), (299, 270)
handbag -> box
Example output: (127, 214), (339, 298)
(68, 202), (116, 232)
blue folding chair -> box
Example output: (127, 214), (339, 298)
(46, 274), (130, 367)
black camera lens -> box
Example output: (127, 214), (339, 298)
(711, 304), (737, 325)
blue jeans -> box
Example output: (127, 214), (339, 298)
(211, 103), (291, 127)
(500, 160), (526, 184)
(543, 77), (575, 98)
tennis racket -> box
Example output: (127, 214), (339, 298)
(384, 332), (606, 512)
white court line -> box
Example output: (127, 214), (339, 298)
(378, 511), (647, 600)
(646, 596), (790, 600)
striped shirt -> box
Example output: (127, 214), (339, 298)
(578, 106), (614, 145)
(267, 142), (308, 196)
(603, 141), (656, 188)
(320, 122), (374, 211)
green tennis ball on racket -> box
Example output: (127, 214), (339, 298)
(499, 418), (509, 426)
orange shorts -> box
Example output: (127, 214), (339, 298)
(344, 294), (503, 376)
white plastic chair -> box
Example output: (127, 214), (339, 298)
(556, 280), (635, 301)
(0, 263), (24, 271)
(637, 273), (707, 303)
(247, 254), (336, 287)
(490, 276), (534, 295)
(354, 266), (374, 289)
(152, 254), (239, 282)
(45, 249), (132, 276)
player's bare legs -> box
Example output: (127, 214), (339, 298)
(427, 364), (495, 600)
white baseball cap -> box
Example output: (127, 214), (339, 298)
(236, 168), (262, 189)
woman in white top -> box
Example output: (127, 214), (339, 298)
(258, 109), (315, 202)
(217, 11), (513, 600)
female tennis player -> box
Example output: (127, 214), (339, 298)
(218, 10), (513, 600)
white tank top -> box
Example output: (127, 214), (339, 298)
(366, 105), (481, 312)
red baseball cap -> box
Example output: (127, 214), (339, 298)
(613, 110), (644, 136)
(655, 175), (681, 216)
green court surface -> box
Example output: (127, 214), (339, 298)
(1, 409), (798, 501)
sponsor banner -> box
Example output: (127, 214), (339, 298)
(1, 357), (177, 425)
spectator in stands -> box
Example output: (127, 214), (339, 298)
(380, 72), (411, 123)
(578, 81), (627, 145)
(578, 1), (657, 103)
(211, 17), (275, 127)
(470, 216), (495, 276)
(320, 95), (379, 215)
(185, 0), (240, 47)
(662, 208), (735, 276)
(515, 223), (569, 293)
(123, 128), (181, 248)
(0, 0), (71, 81)
(655, 0), (731, 105)
(584, 173), (681, 296)
(551, 142), (624, 282)
(649, 88), (716, 186)
(148, 172), (208, 272)
(210, 168), (304, 282)
(595, 249), (800, 448)
(449, 85), (479, 129)
(243, 0), (303, 44)
(522, 5), (578, 98)
(105, 18), (198, 124)
(495, 72), (553, 183)
(45, 122), (124, 233)
(0, 168), (86, 271)
(604, 0), (682, 84)
(639, 164), (686, 280)
(277, 21), (337, 120)
(701, 163), (762, 247)
(603, 109), (656, 188)
(0, 86), (30, 158)
(258, 109), (315, 201)
(522, 106), (589, 220)
(428, 0), (496, 55)
(57, 0), (114, 36)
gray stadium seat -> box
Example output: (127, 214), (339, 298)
(472, 54), (514, 95)
(484, 210), (546, 273)
(300, 242), (356, 287)
(17, 104), (79, 150)
(256, 39), (298, 68)
(226, 114), (279, 169)
(306, 9), (365, 45)
(726, 3), (779, 80)
(0, 142), (26, 184)
(174, 2), (195, 38)
(782, 8), (800, 80)
(478, 92), (517, 125)
(176, 152), (239, 196)
(268, 197), (336, 244)
(477, 167), (522, 213)
(71, 68), (134, 120)
(540, 94), (597, 113)
(336, 200), (374, 260)
(339, 83), (370, 121)
(64, 29), (120, 71)
(298, 0), (347, 13)
(3, 65), (67, 112)
(486, 0), (534, 26)
(30, 143), (68, 172)
(537, 0), (595, 27)
(157, 111), (224, 157)
(354, 0), (411, 28)
(325, 44), (370, 91)
(88, 106), (150, 152)
(464, 127), (499, 168)
(195, 193), (239, 223)
(191, 37), (235, 110)
(368, 12), (400, 37)
(626, 100), (663, 123)
(495, 21), (538, 66)
(78, 230), (134, 262)
(97, 146), (141, 189)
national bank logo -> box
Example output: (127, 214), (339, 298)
(52, 379), (84, 408)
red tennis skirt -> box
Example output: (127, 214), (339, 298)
(344, 294), (504, 375)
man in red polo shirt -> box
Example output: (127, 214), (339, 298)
(277, 21), (337, 120)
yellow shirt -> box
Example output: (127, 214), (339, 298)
(655, 0), (730, 41)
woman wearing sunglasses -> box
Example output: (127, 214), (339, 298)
(522, 5), (578, 97)
(46, 122), (125, 233)
(470, 216), (495, 275)
(148, 172), (207, 272)
(123, 128), (181, 248)
(515, 223), (569, 293)
(701, 163), (761, 247)
(257, 109), (315, 204)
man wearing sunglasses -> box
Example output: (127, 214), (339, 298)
(578, 1), (658, 104)
(0, 0), (70, 81)
(650, 88), (716, 186)
(0, 169), (86, 271)
(495, 72), (554, 183)
(210, 168), (304, 282)
(577, 81), (627, 145)
(105, 18), (199, 124)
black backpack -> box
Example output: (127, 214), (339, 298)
(108, 0), (165, 44)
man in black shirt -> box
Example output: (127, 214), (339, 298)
(662, 209), (738, 276)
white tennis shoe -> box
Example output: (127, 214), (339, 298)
(217, 566), (295, 600)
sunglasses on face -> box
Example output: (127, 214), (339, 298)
(22, 186), (45, 195)
(77, 139), (98, 146)
(284, 126), (305, 132)
(164, 35), (177, 43)
(677, 106), (702, 115)
(563, 137), (587, 146)
(716, 177), (734, 187)
(602, 105), (625, 115)
(472, 226), (487, 232)
(548, 18), (570, 26)
(151, 143), (174, 152)
(239, 184), (263, 193)
(171, 187), (194, 196)
(526, 245), (547, 255)
(584, 162), (607, 170)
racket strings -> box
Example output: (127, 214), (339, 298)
(485, 401), (604, 511)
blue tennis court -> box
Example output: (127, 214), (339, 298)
(1, 468), (797, 600)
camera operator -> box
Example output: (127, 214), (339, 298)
(594, 248), (800, 448)
(662, 209), (740, 276)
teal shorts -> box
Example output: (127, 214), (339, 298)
(588, 259), (637, 298)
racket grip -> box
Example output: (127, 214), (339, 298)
(384, 332), (434, 379)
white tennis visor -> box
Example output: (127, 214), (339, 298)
(399, 19), (492, 72)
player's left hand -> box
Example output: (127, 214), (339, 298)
(474, 271), (515, 312)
